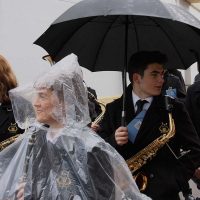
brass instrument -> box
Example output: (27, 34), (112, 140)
(126, 112), (175, 191)
(0, 134), (20, 151)
(42, 55), (54, 66)
(93, 101), (106, 125)
(87, 90), (106, 125)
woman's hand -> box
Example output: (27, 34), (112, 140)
(16, 181), (25, 200)
(90, 123), (101, 132)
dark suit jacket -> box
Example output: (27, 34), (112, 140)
(0, 103), (23, 142)
(24, 130), (114, 200)
(99, 84), (200, 200)
(185, 81), (200, 138)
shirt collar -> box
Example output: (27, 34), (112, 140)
(132, 90), (153, 110)
(46, 127), (64, 144)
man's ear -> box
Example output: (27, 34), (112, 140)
(132, 73), (141, 84)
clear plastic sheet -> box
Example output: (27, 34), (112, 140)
(0, 54), (150, 200)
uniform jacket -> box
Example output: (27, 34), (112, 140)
(185, 81), (200, 137)
(0, 102), (23, 142)
(99, 84), (200, 200)
(24, 129), (115, 200)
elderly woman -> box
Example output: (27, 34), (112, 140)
(0, 54), (150, 200)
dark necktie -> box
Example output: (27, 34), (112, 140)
(135, 100), (147, 116)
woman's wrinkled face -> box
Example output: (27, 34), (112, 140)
(33, 88), (60, 126)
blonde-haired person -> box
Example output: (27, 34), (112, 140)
(0, 55), (23, 143)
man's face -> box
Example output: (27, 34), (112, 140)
(33, 88), (59, 125)
(133, 63), (165, 98)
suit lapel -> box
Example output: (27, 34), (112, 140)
(125, 84), (136, 124)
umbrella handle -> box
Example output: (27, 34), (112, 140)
(121, 15), (128, 127)
(121, 111), (126, 126)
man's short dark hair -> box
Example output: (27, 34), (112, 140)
(128, 51), (168, 83)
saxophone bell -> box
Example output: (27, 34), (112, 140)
(133, 172), (148, 192)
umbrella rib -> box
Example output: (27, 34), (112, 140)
(148, 17), (186, 68)
(92, 15), (120, 71)
(130, 16), (140, 51)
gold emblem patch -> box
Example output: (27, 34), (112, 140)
(159, 122), (169, 134)
(56, 170), (71, 188)
(8, 123), (18, 134)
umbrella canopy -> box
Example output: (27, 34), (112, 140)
(34, 0), (200, 71)
(34, 0), (200, 125)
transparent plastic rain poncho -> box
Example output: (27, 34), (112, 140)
(0, 54), (151, 200)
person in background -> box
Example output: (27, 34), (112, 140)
(186, 72), (200, 138)
(168, 69), (186, 93)
(0, 54), (23, 144)
(98, 51), (200, 200)
(0, 54), (150, 200)
(161, 68), (197, 200)
(194, 73), (200, 83)
(87, 86), (102, 122)
(162, 69), (186, 101)
(185, 73), (200, 195)
(162, 70), (198, 200)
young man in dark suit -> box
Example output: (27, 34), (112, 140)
(98, 51), (200, 200)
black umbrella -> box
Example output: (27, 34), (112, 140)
(34, 0), (200, 125)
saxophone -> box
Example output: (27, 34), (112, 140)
(92, 102), (106, 125)
(87, 90), (106, 125)
(0, 134), (20, 151)
(126, 96), (176, 191)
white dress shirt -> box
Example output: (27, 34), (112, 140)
(132, 91), (153, 111)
